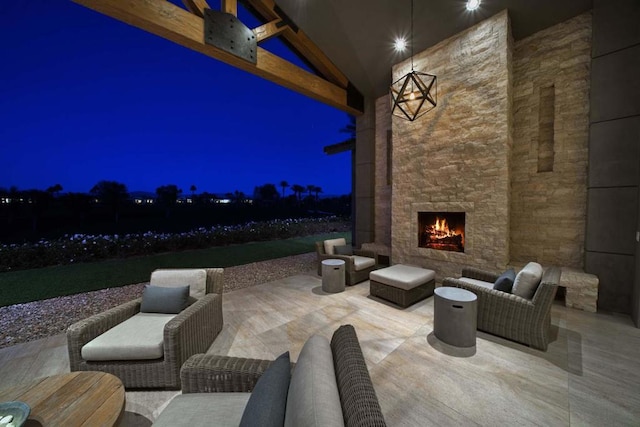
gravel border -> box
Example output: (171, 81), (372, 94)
(0, 252), (317, 349)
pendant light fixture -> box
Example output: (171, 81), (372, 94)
(390, 0), (437, 121)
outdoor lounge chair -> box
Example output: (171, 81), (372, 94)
(67, 268), (224, 389)
(315, 238), (378, 286)
(442, 264), (561, 351)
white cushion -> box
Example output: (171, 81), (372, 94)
(323, 238), (346, 255)
(369, 264), (435, 290)
(457, 277), (494, 290)
(150, 268), (207, 299)
(81, 312), (176, 361)
(512, 262), (543, 300)
(352, 255), (376, 271)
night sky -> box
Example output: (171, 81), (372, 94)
(0, 0), (352, 197)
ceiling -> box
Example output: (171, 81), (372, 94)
(274, 0), (593, 99)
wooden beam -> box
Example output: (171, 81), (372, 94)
(182, 0), (209, 18)
(72, 0), (362, 115)
(253, 19), (286, 43)
(243, 0), (349, 89)
(221, 0), (237, 17)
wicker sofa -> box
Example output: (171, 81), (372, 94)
(315, 238), (378, 286)
(442, 265), (561, 351)
(153, 324), (387, 426)
(67, 268), (224, 389)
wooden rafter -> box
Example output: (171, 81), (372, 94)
(72, 0), (363, 115)
(221, 0), (237, 17)
(182, 0), (209, 18)
(243, 0), (349, 89)
(253, 19), (286, 43)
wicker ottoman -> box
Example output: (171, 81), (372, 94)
(369, 265), (436, 308)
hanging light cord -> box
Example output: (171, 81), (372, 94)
(410, 0), (414, 71)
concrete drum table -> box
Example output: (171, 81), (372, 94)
(322, 259), (346, 293)
(434, 287), (478, 347)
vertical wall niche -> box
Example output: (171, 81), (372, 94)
(537, 85), (556, 172)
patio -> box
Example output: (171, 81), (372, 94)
(1, 268), (638, 426)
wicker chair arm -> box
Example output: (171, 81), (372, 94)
(461, 267), (500, 283)
(164, 294), (223, 382)
(205, 268), (224, 295)
(180, 354), (275, 393)
(66, 298), (141, 371)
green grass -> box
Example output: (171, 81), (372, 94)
(0, 231), (349, 307)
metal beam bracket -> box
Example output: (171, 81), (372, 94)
(204, 8), (257, 64)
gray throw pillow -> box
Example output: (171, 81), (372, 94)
(493, 269), (515, 293)
(334, 245), (354, 256)
(140, 285), (189, 314)
(512, 262), (543, 299)
(240, 351), (291, 427)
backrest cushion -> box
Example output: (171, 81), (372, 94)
(331, 325), (386, 427)
(335, 245), (354, 256)
(284, 335), (344, 427)
(240, 351), (291, 427)
(140, 285), (190, 314)
(512, 262), (543, 300)
(324, 238), (347, 255)
(150, 268), (207, 299)
(493, 269), (516, 293)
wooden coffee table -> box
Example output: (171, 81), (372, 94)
(0, 371), (125, 426)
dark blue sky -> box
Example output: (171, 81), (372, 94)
(0, 0), (352, 197)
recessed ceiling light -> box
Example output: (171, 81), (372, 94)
(466, 0), (481, 11)
(394, 37), (407, 52)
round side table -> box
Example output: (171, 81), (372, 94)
(322, 259), (346, 293)
(434, 287), (478, 347)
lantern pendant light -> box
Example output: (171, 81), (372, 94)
(390, 0), (437, 121)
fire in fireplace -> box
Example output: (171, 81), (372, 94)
(418, 212), (465, 252)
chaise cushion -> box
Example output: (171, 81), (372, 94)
(512, 262), (543, 300)
(493, 269), (516, 293)
(324, 238), (347, 255)
(370, 264), (435, 290)
(352, 255), (376, 271)
(285, 335), (344, 427)
(150, 268), (208, 299)
(240, 352), (291, 427)
(153, 393), (250, 427)
(81, 312), (176, 361)
(140, 285), (190, 314)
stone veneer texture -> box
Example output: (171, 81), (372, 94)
(374, 95), (392, 247)
(390, 11), (512, 280)
(510, 12), (591, 268)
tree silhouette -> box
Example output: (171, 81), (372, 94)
(313, 186), (323, 201)
(190, 185), (197, 197)
(156, 184), (182, 218)
(90, 180), (129, 223)
(253, 183), (279, 203)
(233, 190), (245, 204)
(279, 181), (289, 199)
(46, 183), (63, 196)
(340, 114), (356, 142)
(24, 189), (52, 232)
(291, 184), (305, 202)
(61, 192), (92, 222)
(306, 185), (315, 198)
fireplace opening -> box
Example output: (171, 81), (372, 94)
(418, 212), (465, 252)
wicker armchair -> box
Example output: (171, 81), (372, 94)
(315, 239), (378, 286)
(442, 266), (561, 351)
(67, 268), (224, 389)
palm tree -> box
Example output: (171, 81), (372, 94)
(190, 185), (197, 197)
(313, 186), (323, 201)
(156, 184), (182, 218)
(306, 185), (315, 199)
(291, 184), (305, 202)
(279, 181), (289, 199)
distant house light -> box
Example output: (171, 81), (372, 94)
(146, 199), (154, 204)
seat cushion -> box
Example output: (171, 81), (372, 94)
(352, 255), (376, 271)
(140, 284), (190, 314)
(512, 262), (543, 300)
(324, 238), (347, 255)
(369, 264), (435, 290)
(153, 393), (250, 427)
(284, 335), (344, 427)
(150, 268), (207, 299)
(81, 313), (176, 361)
(240, 352), (291, 427)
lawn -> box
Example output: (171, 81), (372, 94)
(0, 231), (349, 307)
